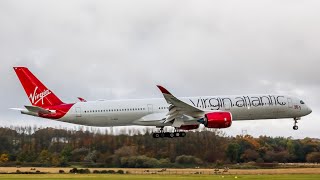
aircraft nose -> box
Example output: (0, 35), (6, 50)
(307, 106), (312, 115)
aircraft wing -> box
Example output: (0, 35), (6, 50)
(157, 85), (204, 124)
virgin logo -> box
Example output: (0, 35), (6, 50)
(29, 87), (51, 105)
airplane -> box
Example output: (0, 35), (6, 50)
(12, 67), (312, 138)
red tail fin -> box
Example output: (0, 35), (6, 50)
(14, 67), (64, 107)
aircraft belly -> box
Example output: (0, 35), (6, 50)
(60, 112), (146, 127)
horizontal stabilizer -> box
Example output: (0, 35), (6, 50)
(24, 105), (52, 114)
(10, 108), (25, 111)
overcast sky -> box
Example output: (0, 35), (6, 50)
(0, 0), (319, 138)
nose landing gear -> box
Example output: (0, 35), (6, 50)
(293, 117), (300, 130)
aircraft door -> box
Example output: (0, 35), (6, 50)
(75, 107), (82, 117)
(287, 98), (293, 108)
(147, 104), (153, 113)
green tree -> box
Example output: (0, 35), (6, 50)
(241, 149), (260, 162)
(120, 155), (161, 168)
(51, 153), (61, 166)
(175, 155), (203, 165)
(60, 145), (73, 162)
(0, 137), (12, 153)
(38, 150), (51, 165)
(226, 143), (241, 163)
(17, 152), (37, 162)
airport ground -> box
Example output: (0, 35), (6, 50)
(2, 167), (320, 174)
(1, 167), (320, 179)
(0, 174), (320, 180)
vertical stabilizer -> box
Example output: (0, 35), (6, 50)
(13, 67), (64, 107)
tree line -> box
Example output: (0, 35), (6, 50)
(0, 126), (320, 168)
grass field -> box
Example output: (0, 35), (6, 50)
(1, 168), (320, 180)
(2, 167), (320, 175)
(1, 174), (320, 180)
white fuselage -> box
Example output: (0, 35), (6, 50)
(59, 94), (312, 127)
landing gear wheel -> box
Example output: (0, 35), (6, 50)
(153, 133), (160, 138)
(175, 132), (180, 137)
(169, 133), (174, 138)
(160, 133), (165, 138)
(180, 132), (186, 137)
(293, 125), (298, 130)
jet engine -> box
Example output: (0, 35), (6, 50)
(202, 112), (232, 128)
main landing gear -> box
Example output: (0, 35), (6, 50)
(152, 127), (187, 138)
(293, 117), (300, 130)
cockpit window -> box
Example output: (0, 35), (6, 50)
(300, 100), (305, 104)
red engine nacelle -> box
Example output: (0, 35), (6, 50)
(179, 125), (200, 130)
(204, 112), (232, 128)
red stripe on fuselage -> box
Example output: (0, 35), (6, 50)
(39, 103), (74, 119)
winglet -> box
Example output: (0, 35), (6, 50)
(78, 97), (87, 102)
(156, 85), (172, 95)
